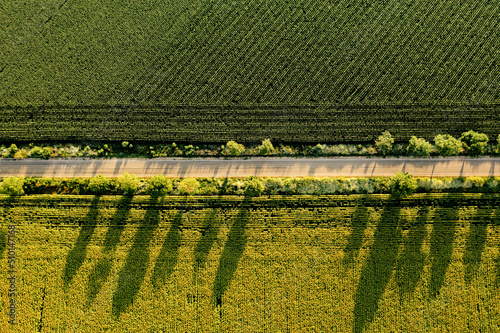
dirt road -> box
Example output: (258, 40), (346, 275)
(0, 156), (499, 178)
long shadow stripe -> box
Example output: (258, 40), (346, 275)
(62, 196), (100, 288)
(463, 193), (491, 285)
(428, 193), (458, 298)
(194, 179), (229, 273)
(212, 195), (251, 311)
(342, 195), (371, 267)
(353, 196), (402, 333)
(395, 201), (430, 301)
(151, 210), (183, 289)
(86, 195), (133, 306)
(112, 196), (161, 317)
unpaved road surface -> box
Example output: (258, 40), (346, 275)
(0, 157), (499, 178)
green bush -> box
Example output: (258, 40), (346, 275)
(118, 172), (140, 195)
(30, 146), (52, 159)
(146, 175), (173, 196)
(406, 136), (433, 157)
(184, 144), (195, 156)
(262, 178), (285, 195)
(375, 131), (394, 156)
(310, 144), (324, 156)
(370, 176), (392, 193)
(2, 144), (19, 158)
(13, 149), (29, 159)
(88, 174), (114, 195)
(460, 130), (489, 156)
(390, 172), (418, 196)
(294, 177), (321, 194)
(61, 177), (89, 195)
(355, 178), (376, 194)
(282, 178), (299, 195)
(433, 134), (463, 156)
(177, 178), (200, 195)
(331, 144), (350, 155)
(244, 176), (264, 196)
(224, 141), (245, 156)
(259, 139), (274, 155)
(0, 177), (25, 195)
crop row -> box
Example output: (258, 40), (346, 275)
(0, 104), (499, 143)
(2, 192), (500, 211)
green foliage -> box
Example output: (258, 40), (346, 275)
(13, 148), (29, 159)
(434, 134), (463, 156)
(118, 172), (141, 195)
(390, 172), (418, 196)
(496, 134), (500, 154)
(88, 174), (114, 195)
(8, 174), (500, 196)
(262, 178), (285, 195)
(121, 141), (129, 148)
(177, 178), (200, 195)
(406, 136), (433, 157)
(460, 130), (489, 156)
(375, 131), (394, 156)
(224, 141), (245, 156)
(310, 144), (325, 156)
(184, 145), (195, 156)
(30, 146), (53, 159)
(146, 175), (173, 196)
(391, 143), (407, 155)
(0, 177), (25, 195)
(9, 144), (18, 154)
(2, 144), (19, 158)
(244, 176), (264, 196)
(259, 139), (274, 156)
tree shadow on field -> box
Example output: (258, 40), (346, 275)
(212, 195), (251, 312)
(428, 193), (459, 298)
(194, 178), (229, 272)
(342, 195), (370, 267)
(0, 195), (16, 222)
(0, 229), (6, 258)
(150, 211), (183, 289)
(463, 193), (491, 285)
(86, 195), (133, 307)
(63, 196), (100, 289)
(112, 196), (161, 318)
(1, 196), (18, 257)
(395, 200), (431, 301)
(353, 195), (402, 333)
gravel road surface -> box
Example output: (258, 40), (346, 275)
(0, 157), (499, 178)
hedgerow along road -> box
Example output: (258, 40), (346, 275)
(1, 157), (500, 178)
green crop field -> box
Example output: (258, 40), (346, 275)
(1, 0), (500, 143)
(1, 193), (500, 332)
